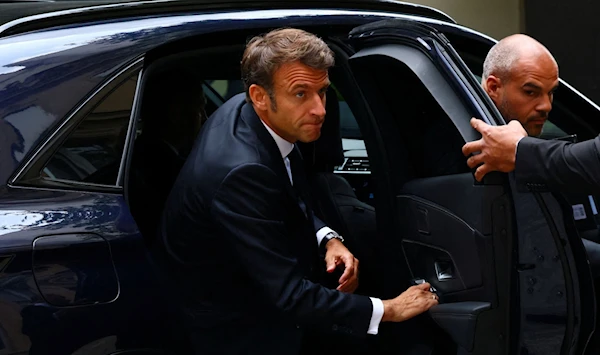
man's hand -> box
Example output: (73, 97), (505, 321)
(324, 239), (359, 293)
(462, 118), (528, 181)
(381, 283), (438, 322)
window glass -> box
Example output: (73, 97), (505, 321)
(328, 86), (374, 204)
(42, 71), (140, 186)
(333, 85), (363, 140)
(205, 79), (244, 100)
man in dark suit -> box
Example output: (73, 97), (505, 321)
(464, 34), (600, 275)
(157, 28), (438, 355)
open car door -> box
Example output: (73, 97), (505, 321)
(340, 19), (595, 355)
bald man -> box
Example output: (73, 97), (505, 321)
(464, 34), (600, 193)
(466, 34), (600, 277)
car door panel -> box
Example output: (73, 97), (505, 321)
(346, 46), (511, 355)
(398, 192), (483, 294)
(429, 301), (492, 352)
(345, 19), (593, 355)
(440, 25), (599, 355)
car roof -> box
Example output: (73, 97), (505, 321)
(0, 0), (455, 37)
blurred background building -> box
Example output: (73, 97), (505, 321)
(414, 0), (522, 39)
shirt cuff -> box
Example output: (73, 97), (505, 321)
(367, 297), (384, 335)
(316, 226), (335, 245)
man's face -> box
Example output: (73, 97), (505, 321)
(255, 61), (329, 143)
(487, 55), (559, 137)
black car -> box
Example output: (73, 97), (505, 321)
(1, 1), (599, 354)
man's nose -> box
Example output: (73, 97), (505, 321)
(309, 94), (326, 118)
(537, 95), (553, 113)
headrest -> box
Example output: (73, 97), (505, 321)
(298, 88), (345, 172)
(142, 68), (207, 133)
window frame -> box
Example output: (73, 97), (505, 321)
(9, 58), (143, 193)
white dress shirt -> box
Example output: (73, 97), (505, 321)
(260, 120), (384, 334)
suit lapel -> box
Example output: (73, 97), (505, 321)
(240, 103), (302, 206)
(231, 100), (319, 279)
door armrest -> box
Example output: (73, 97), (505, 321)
(428, 301), (491, 351)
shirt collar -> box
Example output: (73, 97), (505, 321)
(261, 120), (294, 158)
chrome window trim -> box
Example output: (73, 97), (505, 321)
(116, 69), (144, 188)
(9, 57), (144, 192)
(7, 182), (122, 196)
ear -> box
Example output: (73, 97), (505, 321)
(249, 84), (269, 113)
(484, 75), (503, 101)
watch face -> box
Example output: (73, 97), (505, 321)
(326, 232), (343, 243)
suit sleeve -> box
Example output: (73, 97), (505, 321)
(515, 135), (600, 194)
(210, 163), (373, 337)
(313, 215), (327, 233)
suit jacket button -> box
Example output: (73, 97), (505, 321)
(332, 324), (339, 331)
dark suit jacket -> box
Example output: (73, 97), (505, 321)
(157, 94), (373, 355)
(515, 135), (600, 194)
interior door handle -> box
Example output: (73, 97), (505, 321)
(434, 261), (455, 281)
(411, 278), (438, 295)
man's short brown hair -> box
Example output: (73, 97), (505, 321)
(241, 28), (334, 106)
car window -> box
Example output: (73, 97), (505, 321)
(41, 70), (140, 186)
(335, 87), (362, 140)
(206, 79), (244, 101)
(202, 79), (244, 117)
(330, 85), (374, 204)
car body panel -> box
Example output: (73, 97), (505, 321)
(0, 186), (175, 354)
(0, 0), (456, 36)
(0, 4), (598, 355)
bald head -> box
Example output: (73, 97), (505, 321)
(482, 34), (560, 137)
(482, 34), (557, 83)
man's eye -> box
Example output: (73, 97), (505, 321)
(525, 90), (535, 96)
(296, 92), (305, 98)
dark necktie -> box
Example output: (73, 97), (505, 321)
(287, 146), (312, 217)
(288, 146), (320, 278)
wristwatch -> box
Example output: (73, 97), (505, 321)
(323, 231), (345, 244)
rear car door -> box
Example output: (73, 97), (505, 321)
(439, 25), (600, 355)
(341, 19), (594, 355)
(0, 61), (180, 355)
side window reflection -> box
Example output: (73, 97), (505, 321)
(42, 71), (140, 186)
